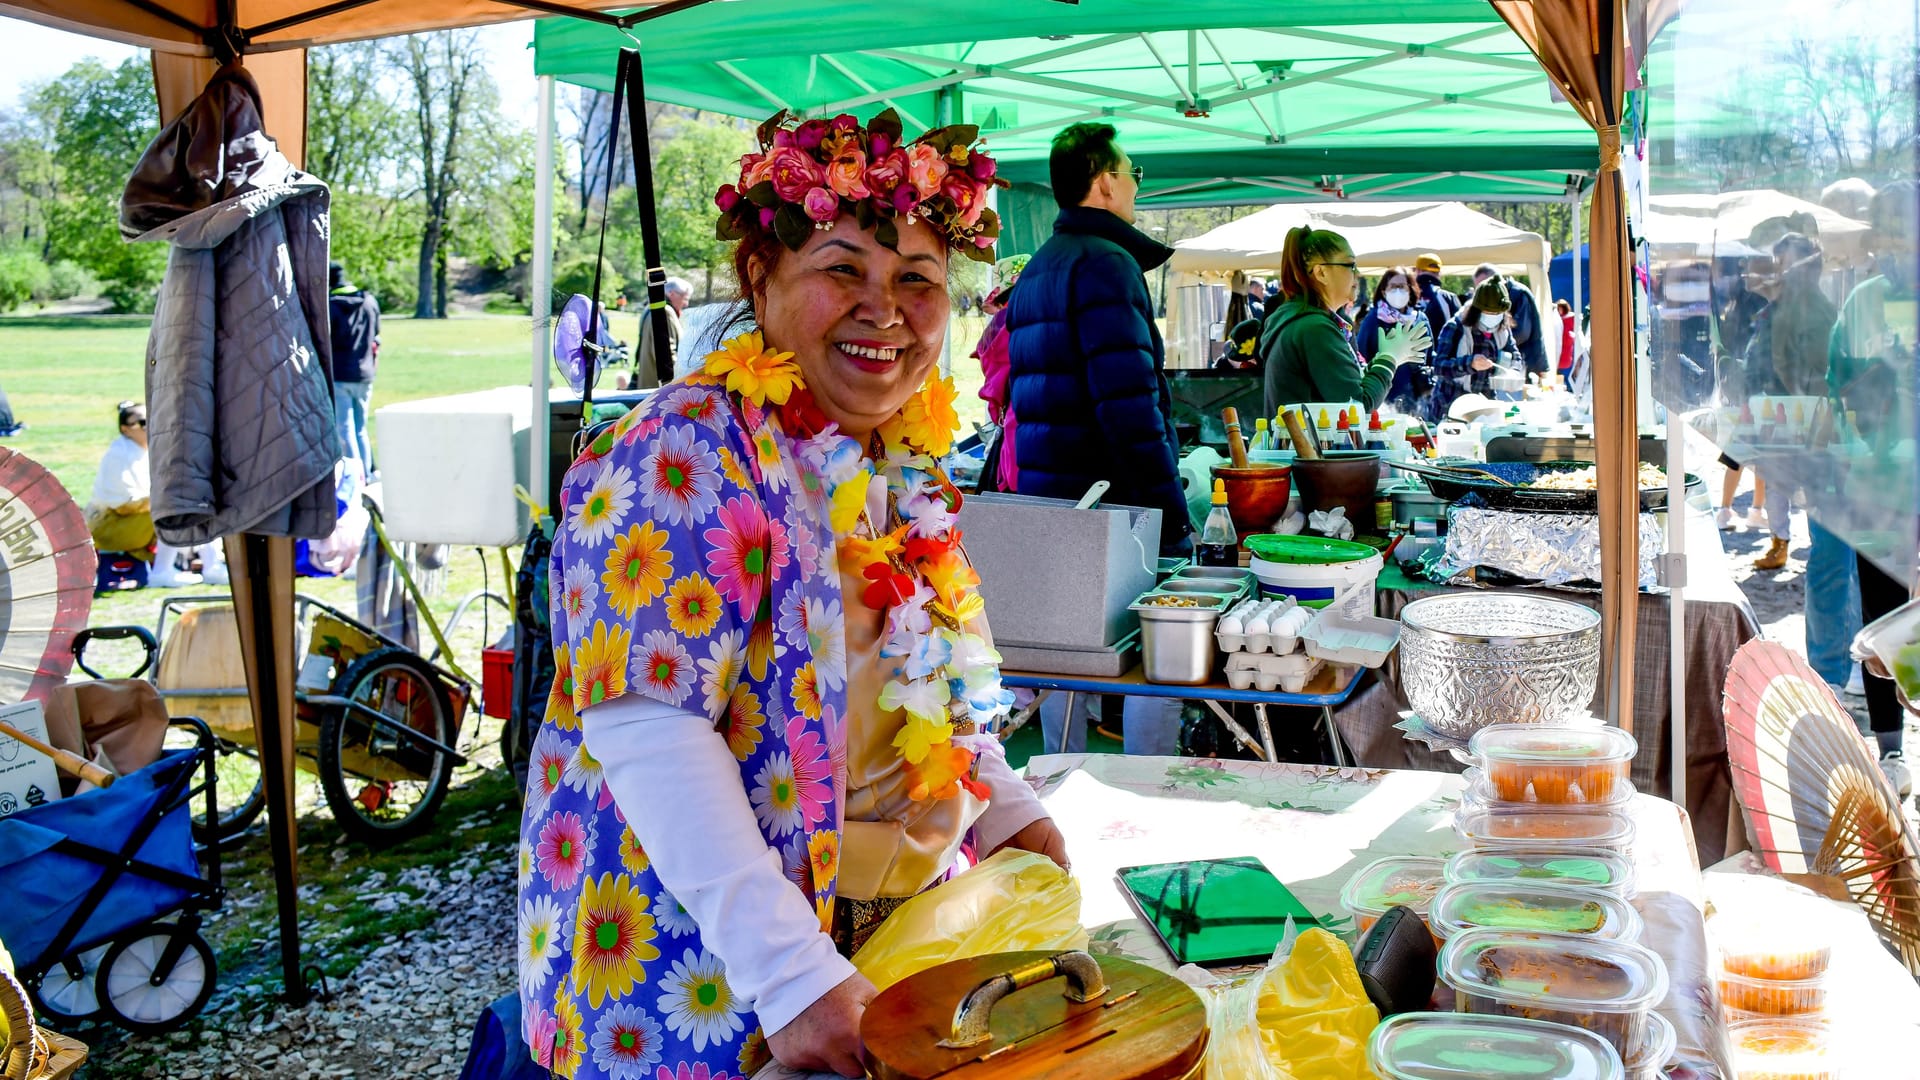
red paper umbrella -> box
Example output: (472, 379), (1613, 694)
(0, 447), (95, 705)
(1723, 639), (1920, 973)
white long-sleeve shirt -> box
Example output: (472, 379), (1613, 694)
(89, 434), (149, 509)
(580, 694), (1047, 1036)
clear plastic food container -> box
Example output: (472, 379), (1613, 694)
(1712, 912), (1834, 981)
(1717, 968), (1827, 1016)
(1727, 1019), (1833, 1080)
(1339, 855), (1447, 936)
(1429, 882), (1643, 944)
(1439, 928), (1669, 1061)
(1469, 723), (1638, 804)
(1624, 1011), (1675, 1080)
(1454, 805), (1636, 854)
(1367, 1012), (1625, 1080)
(1461, 766), (1636, 811)
(1444, 847), (1637, 899)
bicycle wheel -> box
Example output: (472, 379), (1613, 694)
(318, 648), (455, 846)
(96, 924), (216, 1034)
(161, 724), (265, 847)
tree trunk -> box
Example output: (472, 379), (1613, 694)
(415, 219), (439, 318)
(435, 243), (449, 318)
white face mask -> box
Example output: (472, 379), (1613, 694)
(1385, 287), (1411, 310)
(1477, 312), (1505, 332)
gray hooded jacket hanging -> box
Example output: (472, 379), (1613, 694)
(121, 64), (339, 546)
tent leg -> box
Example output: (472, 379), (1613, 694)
(1571, 186), (1584, 322)
(532, 74), (557, 513)
(1666, 366), (1687, 807)
(224, 532), (309, 1005)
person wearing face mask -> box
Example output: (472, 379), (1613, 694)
(1261, 227), (1430, 414)
(1430, 278), (1516, 422)
(1356, 266), (1433, 415)
(1472, 263), (1548, 377)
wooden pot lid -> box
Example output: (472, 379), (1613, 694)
(862, 950), (1208, 1080)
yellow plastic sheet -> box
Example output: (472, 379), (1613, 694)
(850, 849), (1088, 991)
(1190, 927), (1381, 1080)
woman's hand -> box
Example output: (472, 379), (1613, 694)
(994, 817), (1071, 872)
(1471, 355), (1496, 372)
(768, 971), (877, 1078)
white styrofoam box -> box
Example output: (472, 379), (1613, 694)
(0, 700), (62, 817)
(375, 387), (535, 546)
(958, 493), (1160, 651)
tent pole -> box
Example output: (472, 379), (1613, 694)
(1667, 385), (1687, 807)
(532, 75), (556, 513)
(1572, 183), (1584, 326)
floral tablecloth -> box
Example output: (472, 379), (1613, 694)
(1024, 753), (1733, 1078)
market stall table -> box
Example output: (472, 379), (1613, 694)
(999, 664), (1365, 765)
(1023, 752), (1733, 1077)
(1339, 519), (1759, 863)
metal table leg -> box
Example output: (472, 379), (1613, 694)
(1321, 705), (1350, 767)
(1253, 702), (1278, 762)
(1203, 699), (1267, 761)
(1059, 690), (1077, 754)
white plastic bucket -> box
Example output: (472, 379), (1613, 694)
(1249, 549), (1382, 623)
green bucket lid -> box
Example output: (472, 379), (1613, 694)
(1244, 533), (1380, 565)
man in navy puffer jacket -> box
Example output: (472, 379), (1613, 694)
(1006, 123), (1192, 557)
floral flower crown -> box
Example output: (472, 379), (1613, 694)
(715, 109), (1008, 264)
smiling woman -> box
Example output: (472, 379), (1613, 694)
(519, 109), (1068, 1080)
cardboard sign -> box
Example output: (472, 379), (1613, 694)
(0, 699), (62, 817)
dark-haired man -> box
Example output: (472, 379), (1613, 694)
(1006, 122), (1191, 757)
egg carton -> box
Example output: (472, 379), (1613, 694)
(1224, 650), (1325, 693)
(1214, 596), (1312, 656)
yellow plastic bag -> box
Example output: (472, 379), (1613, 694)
(850, 849), (1087, 991)
(1186, 927), (1381, 1080)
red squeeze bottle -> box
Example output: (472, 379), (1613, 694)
(1368, 411), (1383, 431)
(1739, 402), (1755, 425)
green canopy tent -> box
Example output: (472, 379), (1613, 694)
(532, 1), (1598, 253)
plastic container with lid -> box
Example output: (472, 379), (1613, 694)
(1429, 881), (1643, 944)
(1711, 910), (1835, 981)
(1439, 928), (1670, 1061)
(1717, 967), (1827, 1016)
(1469, 722), (1639, 804)
(1367, 1012), (1624, 1080)
(1454, 805), (1636, 854)
(1727, 1018), (1833, 1080)
(1339, 855), (1447, 936)
(1461, 766), (1636, 811)
(1445, 847), (1637, 898)
(1624, 1011), (1675, 1080)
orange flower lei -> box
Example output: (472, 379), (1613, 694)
(700, 333), (1010, 801)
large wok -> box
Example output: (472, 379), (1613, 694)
(1390, 459), (1701, 514)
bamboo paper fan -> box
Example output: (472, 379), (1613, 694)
(0, 446), (95, 705)
(1723, 640), (1920, 974)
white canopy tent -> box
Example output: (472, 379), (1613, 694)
(1164, 200), (1554, 367)
(1642, 189), (1870, 266)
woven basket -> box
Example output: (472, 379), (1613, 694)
(0, 965), (87, 1080)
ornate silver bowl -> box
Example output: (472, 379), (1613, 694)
(1398, 593), (1601, 739)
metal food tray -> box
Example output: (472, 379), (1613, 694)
(1403, 459), (1699, 514)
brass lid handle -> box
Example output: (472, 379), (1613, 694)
(937, 951), (1107, 1050)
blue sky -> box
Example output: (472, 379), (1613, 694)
(0, 15), (541, 129)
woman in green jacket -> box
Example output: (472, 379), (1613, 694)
(1261, 225), (1429, 415)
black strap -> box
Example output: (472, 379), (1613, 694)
(578, 48), (673, 449)
(623, 48), (674, 387)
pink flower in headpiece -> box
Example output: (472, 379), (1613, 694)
(866, 150), (909, 197)
(891, 186), (919, 215)
(825, 149), (871, 199)
(942, 175), (985, 227)
(975, 234), (993, 249)
(907, 144), (949, 199)
(766, 146), (825, 203)
(871, 131), (897, 159)
(772, 129), (797, 149)
(715, 184), (741, 213)
(794, 119), (830, 152)
(759, 207), (778, 228)
(968, 153), (997, 182)
(802, 187), (839, 223)
(740, 152), (774, 189)
(830, 114), (859, 133)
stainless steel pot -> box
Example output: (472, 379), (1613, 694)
(1397, 593), (1601, 739)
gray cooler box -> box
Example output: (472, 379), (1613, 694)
(958, 492), (1161, 651)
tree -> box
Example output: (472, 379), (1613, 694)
(647, 115), (753, 302)
(23, 58), (165, 311)
(307, 41), (404, 194)
(392, 30), (493, 318)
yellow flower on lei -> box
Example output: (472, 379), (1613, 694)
(828, 472), (872, 534)
(921, 551), (980, 610)
(896, 374), (960, 456)
(704, 332), (801, 406)
(892, 710), (956, 764)
(933, 591), (986, 625)
(836, 526), (903, 576)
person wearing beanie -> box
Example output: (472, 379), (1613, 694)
(1429, 276), (1516, 420)
(1412, 252), (1461, 339)
(1473, 262), (1548, 376)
